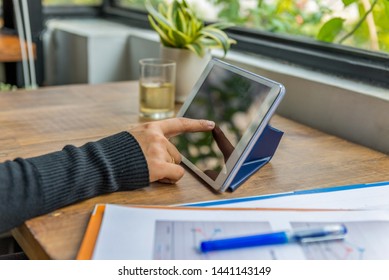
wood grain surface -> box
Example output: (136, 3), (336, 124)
(0, 34), (36, 62)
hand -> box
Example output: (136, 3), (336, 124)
(130, 117), (215, 184)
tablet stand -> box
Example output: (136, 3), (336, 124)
(228, 125), (284, 192)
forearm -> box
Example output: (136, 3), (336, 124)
(0, 132), (149, 233)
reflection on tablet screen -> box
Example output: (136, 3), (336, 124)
(171, 62), (274, 181)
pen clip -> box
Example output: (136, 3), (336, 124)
(292, 224), (347, 243)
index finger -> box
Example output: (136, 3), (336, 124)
(158, 117), (215, 138)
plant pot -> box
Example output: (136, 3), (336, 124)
(160, 46), (211, 103)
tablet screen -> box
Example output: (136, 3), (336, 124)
(172, 59), (284, 191)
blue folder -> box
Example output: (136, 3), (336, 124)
(228, 124), (284, 191)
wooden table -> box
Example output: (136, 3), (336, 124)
(1, 81), (388, 259)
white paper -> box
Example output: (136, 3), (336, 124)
(189, 183), (389, 210)
(92, 205), (389, 260)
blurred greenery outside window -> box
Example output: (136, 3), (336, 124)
(114, 0), (389, 54)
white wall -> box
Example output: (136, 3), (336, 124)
(43, 19), (389, 154)
(44, 19), (136, 85)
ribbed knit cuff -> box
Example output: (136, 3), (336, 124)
(28, 132), (149, 213)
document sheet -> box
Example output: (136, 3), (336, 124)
(92, 205), (389, 260)
(187, 182), (389, 210)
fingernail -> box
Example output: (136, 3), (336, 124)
(206, 120), (215, 129)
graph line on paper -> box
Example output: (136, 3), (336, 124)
(153, 221), (274, 260)
(191, 227), (222, 251)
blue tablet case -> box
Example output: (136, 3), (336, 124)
(228, 125), (283, 192)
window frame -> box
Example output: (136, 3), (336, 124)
(102, 0), (389, 88)
(43, 5), (103, 18)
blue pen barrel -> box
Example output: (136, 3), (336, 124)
(200, 231), (289, 253)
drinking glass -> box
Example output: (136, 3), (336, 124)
(139, 58), (176, 119)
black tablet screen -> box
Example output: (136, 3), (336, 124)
(171, 63), (273, 181)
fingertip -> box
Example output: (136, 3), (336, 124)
(179, 117), (215, 131)
(163, 117), (215, 136)
(204, 120), (215, 130)
(193, 118), (214, 130)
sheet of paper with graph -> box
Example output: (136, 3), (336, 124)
(92, 204), (389, 260)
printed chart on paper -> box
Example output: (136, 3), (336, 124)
(153, 220), (389, 260)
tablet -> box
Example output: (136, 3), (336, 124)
(172, 58), (285, 192)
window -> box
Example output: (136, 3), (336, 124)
(43, 0), (102, 5)
(114, 0), (389, 54)
(106, 0), (389, 87)
(42, 0), (103, 18)
(0, 0), (103, 4)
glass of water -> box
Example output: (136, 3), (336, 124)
(139, 58), (176, 119)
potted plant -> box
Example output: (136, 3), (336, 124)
(146, 0), (236, 102)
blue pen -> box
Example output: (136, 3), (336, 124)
(200, 224), (347, 253)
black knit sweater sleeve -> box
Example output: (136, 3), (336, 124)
(0, 132), (149, 234)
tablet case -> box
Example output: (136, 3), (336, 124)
(228, 125), (283, 192)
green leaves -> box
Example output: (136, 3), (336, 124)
(317, 17), (345, 42)
(146, 0), (235, 57)
(342, 0), (358, 6)
(201, 26), (236, 56)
